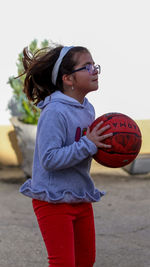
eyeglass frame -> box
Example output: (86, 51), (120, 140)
(70, 64), (101, 75)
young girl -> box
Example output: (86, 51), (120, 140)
(19, 45), (112, 267)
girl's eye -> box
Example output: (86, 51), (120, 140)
(85, 64), (92, 71)
(85, 64), (94, 74)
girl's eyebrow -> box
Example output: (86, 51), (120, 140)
(82, 61), (95, 66)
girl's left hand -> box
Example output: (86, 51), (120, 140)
(86, 121), (113, 148)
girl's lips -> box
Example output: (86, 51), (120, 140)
(92, 75), (98, 82)
(92, 78), (98, 82)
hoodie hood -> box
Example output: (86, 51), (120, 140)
(37, 91), (89, 110)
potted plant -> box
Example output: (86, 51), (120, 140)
(8, 39), (49, 177)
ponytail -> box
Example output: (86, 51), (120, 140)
(21, 45), (88, 104)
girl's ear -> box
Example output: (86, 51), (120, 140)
(62, 74), (73, 86)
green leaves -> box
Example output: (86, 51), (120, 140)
(8, 39), (49, 124)
(41, 39), (49, 48)
(21, 100), (40, 124)
(29, 39), (38, 53)
(8, 76), (23, 95)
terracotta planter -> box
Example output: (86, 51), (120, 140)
(10, 117), (37, 177)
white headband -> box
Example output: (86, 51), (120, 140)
(51, 46), (74, 85)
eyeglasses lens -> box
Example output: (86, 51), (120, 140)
(87, 65), (100, 74)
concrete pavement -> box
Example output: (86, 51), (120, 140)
(0, 164), (150, 267)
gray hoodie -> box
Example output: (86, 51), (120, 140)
(19, 91), (105, 203)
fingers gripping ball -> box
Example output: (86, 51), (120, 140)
(90, 113), (142, 168)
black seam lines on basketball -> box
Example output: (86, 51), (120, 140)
(104, 114), (123, 121)
(102, 115), (139, 129)
(97, 150), (138, 155)
(112, 132), (141, 137)
(102, 114), (129, 123)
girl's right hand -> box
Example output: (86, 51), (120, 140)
(86, 121), (113, 148)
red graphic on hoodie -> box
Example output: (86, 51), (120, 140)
(75, 127), (81, 141)
(82, 128), (87, 136)
(75, 127), (87, 141)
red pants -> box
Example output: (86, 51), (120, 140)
(32, 199), (96, 267)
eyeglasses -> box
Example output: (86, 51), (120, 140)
(71, 64), (101, 75)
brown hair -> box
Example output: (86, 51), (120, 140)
(21, 45), (89, 105)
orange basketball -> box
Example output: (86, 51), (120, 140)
(90, 112), (142, 168)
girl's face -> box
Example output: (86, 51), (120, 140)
(71, 52), (99, 95)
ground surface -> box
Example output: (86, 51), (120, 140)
(0, 163), (150, 267)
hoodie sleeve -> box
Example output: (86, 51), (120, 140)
(37, 110), (97, 171)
